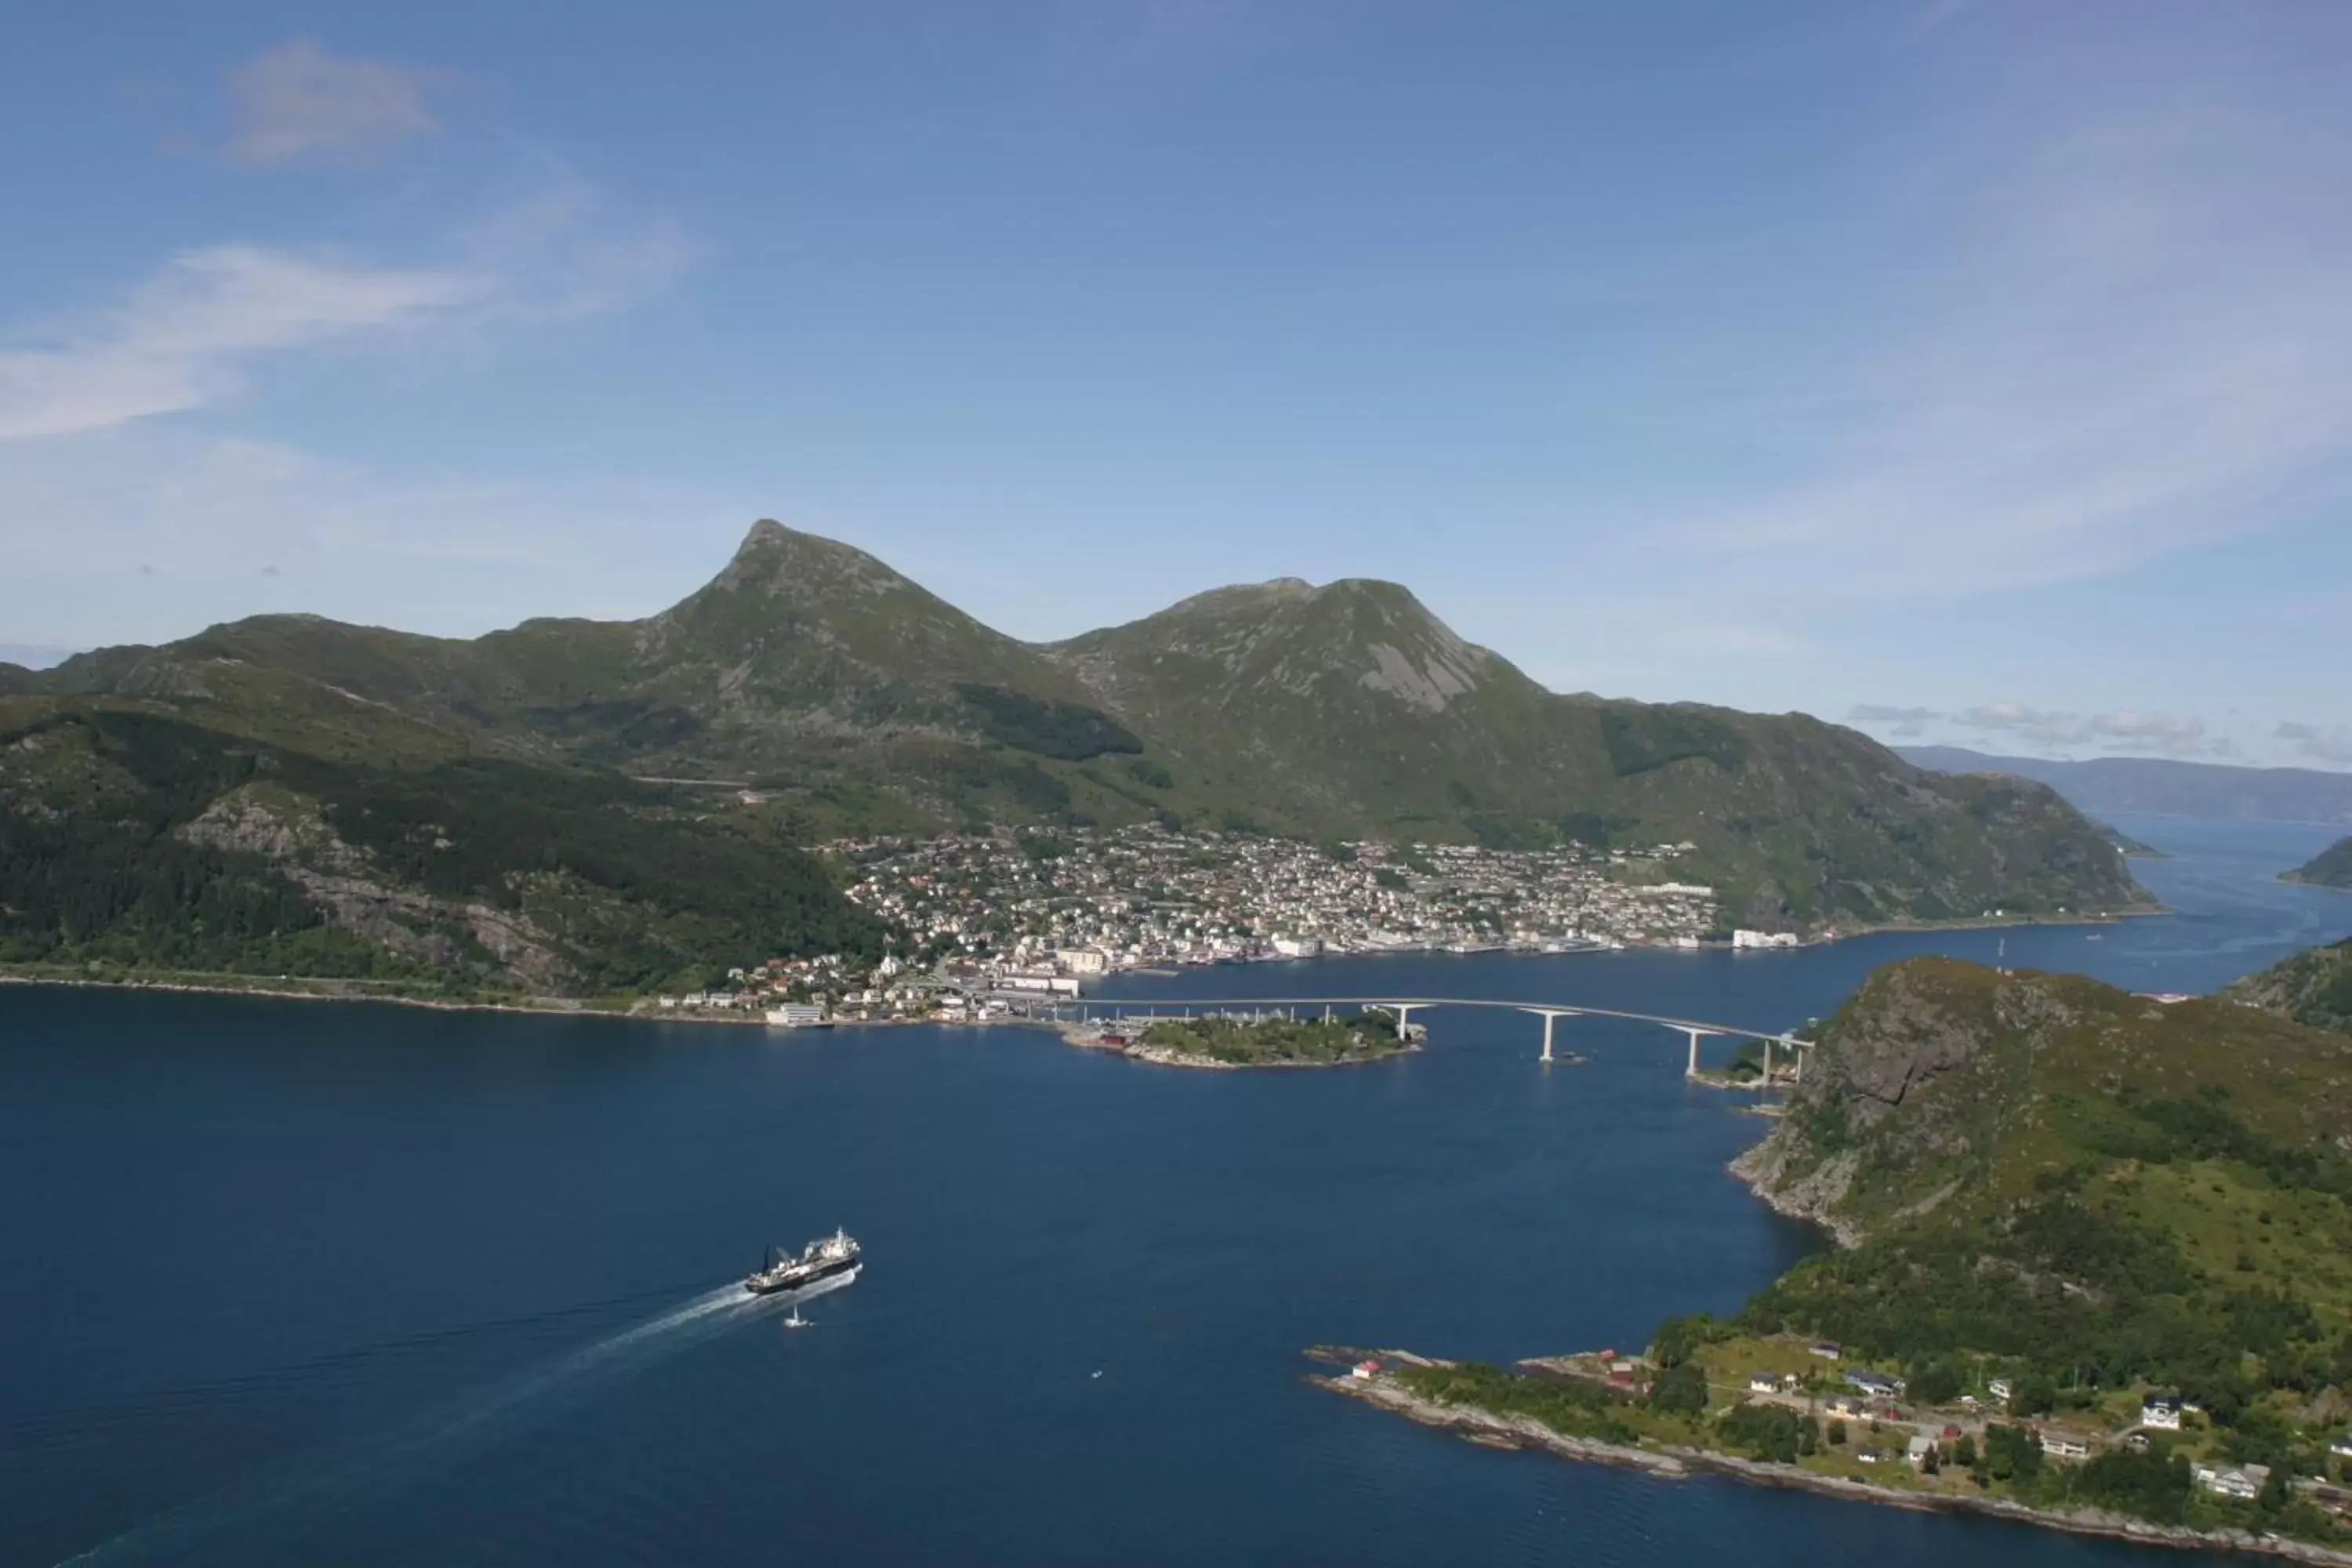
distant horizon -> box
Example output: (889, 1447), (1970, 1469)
(5, 5), (2347, 768)
(1894, 742), (2352, 781)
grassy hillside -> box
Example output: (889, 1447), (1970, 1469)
(2224, 937), (2352, 1038)
(1737, 959), (2352, 1428)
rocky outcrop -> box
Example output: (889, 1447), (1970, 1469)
(179, 784), (372, 876)
(176, 784), (579, 993)
(1729, 1143), (1865, 1246)
(1733, 958), (2088, 1243)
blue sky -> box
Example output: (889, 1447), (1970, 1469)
(3, 2), (2348, 769)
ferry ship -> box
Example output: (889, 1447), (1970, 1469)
(746, 1229), (862, 1294)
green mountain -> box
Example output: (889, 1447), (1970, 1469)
(1363, 956), (2352, 1549)
(2223, 937), (2352, 1038)
(2286, 837), (2352, 891)
(21, 523), (1158, 833)
(1051, 575), (2148, 928)
(0, 706), (886, 999)
(1735, 960), (2352, 1425)
(2, 521), (2151, 971)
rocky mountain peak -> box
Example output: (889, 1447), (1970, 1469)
(709, 519), (915, 606)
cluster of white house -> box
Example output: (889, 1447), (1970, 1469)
(824, 824), (1734, 979)
(1759, 1360), (2351, 1497)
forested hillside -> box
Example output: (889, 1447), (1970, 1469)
(0, 521), (2153, 938)
(1734, 960), (2352, 1429)
(2225, 937), (2352, 1038)
(0, 706), (884, 999)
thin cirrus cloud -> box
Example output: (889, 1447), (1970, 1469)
(0, 246), (486, 442)
(226, 39), (441, 166)
(0, 182), (695, 445)
(1650, 96), (2352, 611)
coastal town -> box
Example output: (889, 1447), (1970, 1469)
(652, 825), (1781, 1023)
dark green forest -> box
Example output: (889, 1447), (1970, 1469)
(0, 710), (888, 995)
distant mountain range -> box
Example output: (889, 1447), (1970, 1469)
(0, 523), (2150, 993)
(1899, 745), (2352, 826)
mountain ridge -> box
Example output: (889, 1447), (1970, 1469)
(2, 521), (2151, 931)
(1901, 745), (2352, 827)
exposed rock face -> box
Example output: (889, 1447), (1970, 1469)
(179, 785), (372, 877)
(1730, 1143), (1866, 1246)
(176, 784), (579, 993)
(1788, 973), (1987, 1129)
(1735, 958), (2085, 1242)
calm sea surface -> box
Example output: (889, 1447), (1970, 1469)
(4, 815), (2349, 1566)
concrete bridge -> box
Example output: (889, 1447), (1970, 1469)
(1058, 994), (1814, 1083)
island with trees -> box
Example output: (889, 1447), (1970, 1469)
(1064, 1009), (1420, 1069)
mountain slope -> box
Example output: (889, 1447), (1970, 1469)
(2223, 937), (2352, 1037)
(0, 704), (887, 997)
(2287, 837), (2352, 891)
(1736, 959), (2352, 1423)
(4, 523), (2151, 932)
(1054, 578), (2149, 927)
(1900, 746), (2352, 827)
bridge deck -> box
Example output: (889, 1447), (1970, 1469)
(1068, 994), (1810, 1045)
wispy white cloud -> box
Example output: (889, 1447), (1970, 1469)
(0, 180), (696, 445)
(1632, 96), (2352, 607)
(1950, 699), (2217, 757)
(2279, 721), (2352, 765)
(0, 247), (484, 441)
(227, 39), (440, 166)
(1849, 703), (1941, 724)
(457, 173), (703, 322)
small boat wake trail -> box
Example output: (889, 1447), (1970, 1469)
(55, 1273), (853, 1566)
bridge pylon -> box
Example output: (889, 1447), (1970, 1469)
(1673, 1025), (1722, 1079)
(1519, 1007), (1581, 1064)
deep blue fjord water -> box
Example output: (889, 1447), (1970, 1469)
(5, 815), (2350, 1566)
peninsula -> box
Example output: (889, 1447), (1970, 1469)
(1324, 954), (2352, 1557)
(2288, 839), (2352, 891)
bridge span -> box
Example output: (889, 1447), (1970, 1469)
(1055, 994), (1814, 1081)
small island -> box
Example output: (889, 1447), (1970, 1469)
(2286, 837), (2352, 891)
(1060, 1010), (1421, 1069)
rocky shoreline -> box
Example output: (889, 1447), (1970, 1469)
(1313, 1357), (2352, 1566)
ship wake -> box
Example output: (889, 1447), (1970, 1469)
(55, 1272), (853, 1566)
